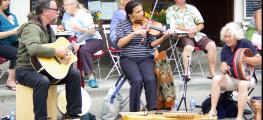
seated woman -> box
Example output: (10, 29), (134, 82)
(209, 22), (261, 120)
(115, 1), (172, 112)
(61, 0), (103, 88)
(0, 0), (19, 91)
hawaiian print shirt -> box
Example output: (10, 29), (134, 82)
(166, 4), (206, 42)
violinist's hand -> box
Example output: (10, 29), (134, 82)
(162, 30), (173, 39)
(133, 29), (147, 37)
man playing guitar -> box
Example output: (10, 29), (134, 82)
(16, 0), (82, 119)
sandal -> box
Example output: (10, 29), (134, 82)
(88, 79), (98, 88)
(207, 76), (214, 79)
(6, 85), (16, 91)
(182, 75), (191, 81)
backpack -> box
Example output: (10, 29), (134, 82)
(201, 91), (238, 119)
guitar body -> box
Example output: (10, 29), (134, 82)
(30, 37), (77, 82)
(154, 51), (176, 110)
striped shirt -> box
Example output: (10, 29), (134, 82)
(115, 19), (156, 58)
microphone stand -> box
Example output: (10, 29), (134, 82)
(177, 55), (191, 111)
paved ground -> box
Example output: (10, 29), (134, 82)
(0, 47), (262, 120)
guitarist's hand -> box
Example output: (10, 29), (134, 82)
(55, 46), (69, 58)
(72, 43), (80, 54)
(87, 28), (96, 35)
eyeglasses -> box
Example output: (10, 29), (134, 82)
(49, 7), (59, 11)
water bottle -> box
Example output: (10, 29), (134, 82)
(10, 109), (15, 120)
(171, 99), (179, 111)
(190, 97), (196, 112)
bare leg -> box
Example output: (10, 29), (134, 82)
(182, 45), (194, 76)
(209, 75), (224, 114)
(6, 69), (16, 89)
(236, 81), (250, 119)
(205, 42), (217, 77)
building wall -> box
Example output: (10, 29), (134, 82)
(234, 0), (245, 22)
(10, 0), (30, 25)
(9, 0), (251, 25)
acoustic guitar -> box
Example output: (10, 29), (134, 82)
(30, 31), (94, 84)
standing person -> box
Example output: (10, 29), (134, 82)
(166, 0), (217, 80)
(208, 22), (261, 120)
(246, 5), (261, 50)
(110, 0), (131, 46)
(0, 0), (18, 91)
(16, 0), (82, 119)
(61, 0), (103, 88)
(115, 0), (172, 112)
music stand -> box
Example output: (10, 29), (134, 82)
(177, 55), (191, 111)
(166, 34), (184, 80)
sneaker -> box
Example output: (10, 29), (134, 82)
(88, 79), (98, 88)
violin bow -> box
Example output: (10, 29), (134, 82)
(139, 0), (159, 45)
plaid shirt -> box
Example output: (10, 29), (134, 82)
(166, 4), (207, 42)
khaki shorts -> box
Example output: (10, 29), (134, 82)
(220, 74), (256, 91)
(178, 36), (214, 53)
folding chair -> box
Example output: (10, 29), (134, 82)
(0, 57), (8, 79)
(102, 24), (121, 81)
(93, 50), (105, 81)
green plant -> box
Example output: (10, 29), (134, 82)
(144, 9), (166, 24)
(91, 10), (102, 23)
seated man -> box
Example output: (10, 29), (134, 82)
(209, 22), (262, 120)
(16, 0), (82, 119)
(166, 0), (217, 79)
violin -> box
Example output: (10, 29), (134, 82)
(132, 17), (165, 37)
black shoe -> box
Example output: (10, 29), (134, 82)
(62, 113), (81, 120)
(244, 109), (252, 114)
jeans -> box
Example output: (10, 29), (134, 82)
(16, 65), (82, 120)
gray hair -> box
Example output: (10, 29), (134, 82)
(220, 22), (245, 41)
(63, 0), (90, 13)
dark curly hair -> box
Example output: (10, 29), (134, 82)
(125, 0), (140, 20)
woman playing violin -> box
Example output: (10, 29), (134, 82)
(115, 0), (172, 112)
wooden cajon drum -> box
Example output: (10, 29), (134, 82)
(16, 84), (57, 120)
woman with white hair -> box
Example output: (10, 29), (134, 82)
(61, 0), (103, 88)
(208, 22), (261, 120)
